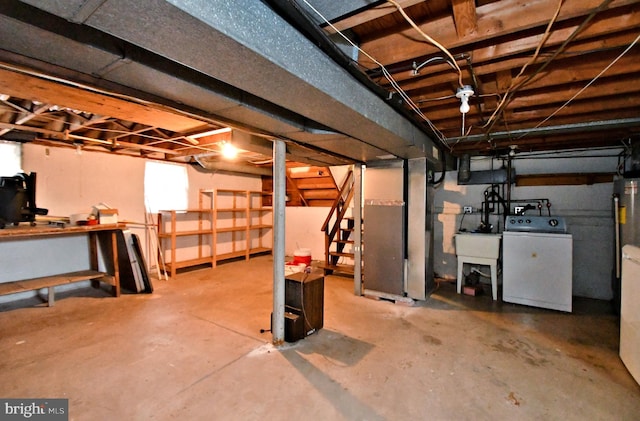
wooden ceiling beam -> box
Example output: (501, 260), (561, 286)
(0, 121), (181, 155)
(382, 19), (639, 91)
(518, 54), (640, 92)
(451, 0), (478, 38)
(509, 96), (640, 121)
(0, 67), (206, 132)
(416, 52), (640, 116)
(0, 101), (50, 136)
(508, 77), (640, 109)
(359, 0), (637, 67)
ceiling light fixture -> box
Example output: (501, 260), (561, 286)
(456, 85), (474, 114)
(221, 141), (238, 159)
(185, 127), (232, 145)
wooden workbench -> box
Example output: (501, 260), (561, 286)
(0, 223), (126, 306)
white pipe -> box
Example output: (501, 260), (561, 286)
(272, 139), (286, 344)
(614, 195), (621, 279)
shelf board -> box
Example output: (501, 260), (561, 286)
(216, 226), (248, 233)
(0, 270), (109, 296)
(249, 224), (272, 230)
(249, 247), (272, 255)
(158, 229), (213, 238)
(216, 250), (248, 261)
(158, 209), (213, 213)
(214, 247), (271, 262)
(216, 189), (247, 194)
(216, 208), (247, 213)
(163, 256), (214, 270)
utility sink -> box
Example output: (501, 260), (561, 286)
(455, 233), (502, 259)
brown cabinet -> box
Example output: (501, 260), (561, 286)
(285, 271), (324, 338)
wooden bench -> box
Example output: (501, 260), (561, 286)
(0, 270), (116, 306)
(0, 223), (124, 308)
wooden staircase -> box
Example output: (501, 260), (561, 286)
(320, 169), (361, 276)
(261, 165), (339, 207)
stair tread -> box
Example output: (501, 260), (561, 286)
(329, 251), (354, 257)
(318, 263), (356, 274)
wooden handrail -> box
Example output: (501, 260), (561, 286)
(328, 187), (354, 241)
(285, 173), (308, 206)
(321, 169), (353, 232)
(322, 168), (355, 269)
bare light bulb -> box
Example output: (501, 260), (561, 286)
(459, 97), (470, 114)
(456, 85), (474, 115)
(221, 142), (238, 159)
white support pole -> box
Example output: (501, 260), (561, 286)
(353, 163), (363, 296)
(272, 139), (286, 344)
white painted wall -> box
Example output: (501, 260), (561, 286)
(7, 147), (342, 291)
(433, 150), (620, 300)
(3, 144), (264, 295)
(284, 207), (327, 260)
(17, 144), (616, 301)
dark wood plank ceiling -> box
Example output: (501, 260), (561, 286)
(319, 0), (640, 156)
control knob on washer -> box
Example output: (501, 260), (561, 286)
(549, 218), (559, 227)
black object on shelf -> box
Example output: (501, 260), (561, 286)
(0, 172), (48, 228)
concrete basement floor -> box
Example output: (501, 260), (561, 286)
(1, 255), (639, 420)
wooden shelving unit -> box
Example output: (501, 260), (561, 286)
(157, 209), (215, 279)
(157, 190), (272, 278)
(206, 189), (273, 266)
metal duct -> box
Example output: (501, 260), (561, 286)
(629, 141), (640, 176)
(15, 0), (440, 163)
(458, 154), (471, 183)
(446, 118), (640, 145)
(191, 155), (272, 176)
(296, 0), (379, 25)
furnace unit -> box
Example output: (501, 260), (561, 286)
(363, 160), (406, 296)
(363, 158), (435, 300)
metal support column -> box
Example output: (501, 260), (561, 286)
(353, 164), (363, 296)
(272, 139), (286, 344)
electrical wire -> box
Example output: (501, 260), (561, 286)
(412, 56), (456, 75)
(299, 0), (450, 148)
(517, 32), (640, 139)
(386, 0), (464, 89)
(482, 0), (565, 130)
(484, 0), (615, 133)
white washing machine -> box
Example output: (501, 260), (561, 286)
(502, 215), (573, 312)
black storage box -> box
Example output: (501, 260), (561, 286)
(270, 309), (305, 343)
(285, 271), (324, 337)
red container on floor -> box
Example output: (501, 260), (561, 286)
(292, 248), (312, 266)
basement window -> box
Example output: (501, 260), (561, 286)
(0, 141), (22, 176)
(144, 161), (188, 213)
